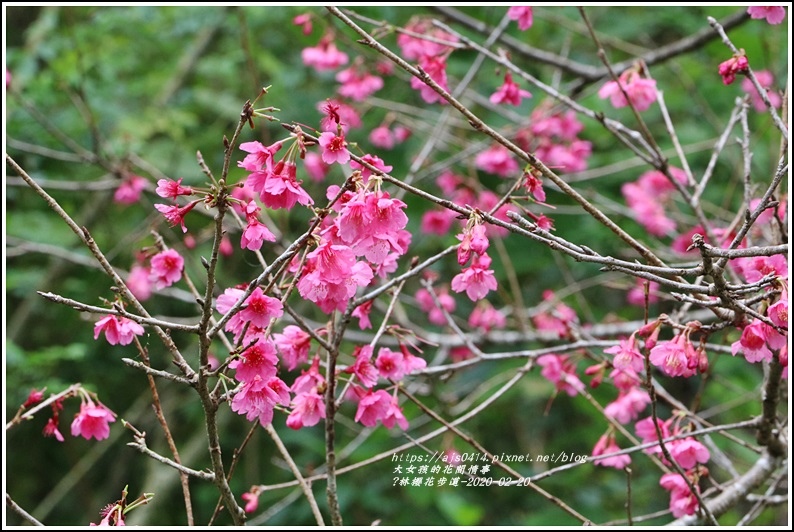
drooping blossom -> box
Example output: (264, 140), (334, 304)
(23, 388), (46, 409)
(229, 340), (280, 383)
(669, 438), (710, 470)
(410, 55), (449, 104)
(741, 70), (782, 111)
(318, 131), (350, 165)
(240, 200), (276, 251)
(718, 53), (749, 85)
(507, 6), (534, 30)
(345, 345), (379, 388)
(113, 174), (147, 205)
(93, 315), (145, 346)
(231, 375), (290, 428)
(43, 416), (65, 442)
(731, 320), (775, 363)
(317, 99), (362, 133)
(490, 71), (532, 106)
(598, 69), (657, 111)
(451, 253), (498, 301)
(354, 388), (393, 427)
(293, 12), (313, 35)
(273, 325), (313, 371)
(604, 333), (645, 373)
(71, 399), (116, 441)
(291, 356), (326, 395)
(747, 6), (786, 24)
(242, 489), (260, 514)
(286, 390), (326, 430)
(604, 388), (651, 424)
(649, 333), (700, 378)
(396, 18), (458, 60)
(126, 263), (153, 301)
(149, 249), (184, 289)
(659, 473), (700, 518)
(369, 125), (395, 149)
(382, 394), (409, 430)
(468, 300), (506, 332)
(592, 432), (631, 469)
(351, 299), (373, 330)
(457, 221), (489, 266)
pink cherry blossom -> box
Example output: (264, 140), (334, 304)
(396, 19), (458, 60)
(93, 315), (145, 346)
(303, 151), (330, 182)
(451, 253), (498, 301)
(126, 264), (153, 301)
(598, 69), (657, 111)
(659, 473), (700, 518)
(238, 287), (283, 329)
(242, 490), (260, 514)
(351, 300), (373, 330)
(592, 433), (631, 469)
(490, 71), (532, 106)
(240, 201), (276, 251)
(229, 340), (279, 383)
(155, 177), (193, 199)
(318, 132), (350, 165)
(250, 159), (314, 210)
(273, 325), (313, 371)
(286, 390), (325, 430)
(293, 13), (313, 35)
(149, 249), (184, 289)
(291, 356), (325, 395)
(346, 345), (379, 388)
(420, 209), (456, 236)
(741, 70), (781, 111)
(71, 400), (116, 441)
(718, 54), (749, 85)
(410, 55), (449, 104)
(155, 200), (202, 233)
(238, 140), (283, 172)
(231, 375), (290, 427)
(369, 125), (395, 149)
(669, 438), (710, 469)
(604, 388), (651, 424)
(457, 222), (489, 266)
(375, 347), (406, 381)
(416, 286), (456, 326)
(354, 389), (392, 427)
(113, 174), (147, 205)
(382, 395), (409, 430)
(627, 279), (660, 307)
(43, 416), (65, 442)
(507, 6), (534, 30)
(468, 300), (506, 332)
(475, 144), (520, 177)
(537, 354), (584, 397)
(349, 154), (393, 182)
(747, 6), (786, 24)
(731, 320), (774, 363)
(649, 334), (698, 377)
(336, 65), (384, 101)
(604, 333), (645, 373)
(301, 34), (348, 72)
(318, 99), (361, 133)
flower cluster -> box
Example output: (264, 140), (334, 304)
(598, 67), (658, 111)
(398, 17), (458, 104)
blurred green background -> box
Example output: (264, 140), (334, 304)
(4, 5), (788, 526)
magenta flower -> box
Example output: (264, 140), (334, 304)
(457, 222), (489, 266)
(154, 199), (202, 233)
(669, 438), (710, 469)
(43, 416), (65, 442)
(598, 69), (657, 111)
(349, 153), (393, 182)
(336, 65), (384, 102)
(375, 347), (406, 381)
(229, 340), (279, 383)
(239, 287), (283, 329)
(468, 300), (506, 332)
(240, 201), (276, 251)
(451, 253), (498, 301)
(490, 71), (532, 106)
(604, 333), (645, 373)
(649, 334), (698, 377)
(317, 99), (362, 133)
(351, 299), (373, 330)
(369, 125), (395, 150)
(396, 19), (458, 60)
(293, 13), (313, 35)
(659, 473), (700, 518)
(93, 315), (145, 346)
(354, 389), (392, 427)
(507, 6), (534, 30)
(382, 395), (409, 430)
(537, 354), (584, 397)
(731, 320), (774, 363)
(604, 387), (651, 424)
(416, 286), (457, 326)
(113, 174), (147, 205)
(741, 70), (782, 111)
(410, 55), (449, 104)
(242, 490), (260, 514)
(475, 144), (520, 177)
(149, 249), (184, 289)
(318, 131), (350, 165)
(286, 390), (325, 430)
(346, 345), (379, 388)
(155, 177), (193, 199)
(273, 325), (313, 371)
(71, 400), (116, 441)
(126, 264), (153, 301)
(291, 356), (325, 395)
(747, 6), (786, 24)
(592, 433), (631, 469)
(718, 54), (749, 85)
(301, 34), (348, 71)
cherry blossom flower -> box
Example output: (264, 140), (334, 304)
(369, 125), (395, 149)
(43, 416), (65, 442)
(420, 209), (456, 236)
(149, 249), (184, 289)
(718, 53), (749, 85)
(375, 347), (406, 381)
(301, 34), (348, 71)
(238, 140), (283, 173)
(93, 315), (145, 346)
(354, 389), (392, 427)
(410, 55), (449, 104)
(293, 13), (313, 35)
(382, 395), (409, 430)
(71, 400), (116, 441)
(155, 200), (202, 233)
(286, 390), (325, 429)
(604, 388), (651, 424)
(741, 70), (781, 111)
(396, 18), (458, 60)
(336, 65), (384, 101)
(247, 158), (314, 210)
(155, 177), (193, 199)
(490, 72), (532, 106)
(345, 345), (379, 388)
(457, 222), (489, 266)
(231, 375), (290, 427)
(592, 433), (631, 469)
(475, 144), (520, 177)
(649, 333), (699, 377)
(451, 253), (498, 301)
(229, 340), (280, 383)
(537, 354), (584, 397)
(747, 6), (786, 24)
(303, 151), (330, 182)
(273, 325), (313, 371)
(317, 99), (361, 133)
(113, 174), (147, 205)
(416, 286), (456, 326)
(23, 387), (46, 409)
(468, 300), (506, 332)
(604, 333), (645, 373)
(507, 6), (534, 30)
(291, 356), (325, 395)
(598, 69), (658, 111)
(126, 263), (153, 301)
(659, 473), (700, 518)
(349, 154), (393, 182)
(669, 438), (710, 469)
(238, 287), (283, 329)
(240, 201), (276, 251)
(242, 490), (260, 514)
(318, 131), (350, 165)
(351, 300), (373, 330)
(731, 320), (774, 363)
